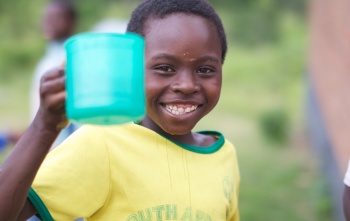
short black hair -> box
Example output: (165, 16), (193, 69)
(49, 0), (77, 20)
(127, 0), (227, 63)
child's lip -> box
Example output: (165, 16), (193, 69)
(160, 98), (203, 105)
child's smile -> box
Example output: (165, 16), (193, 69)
(161, 101), (201, 119)
(140, 13), (222, 143)
(164, 104), (198, 116)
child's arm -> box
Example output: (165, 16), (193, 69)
(344, 160), (350, 221)
(0, 67), (67, 220)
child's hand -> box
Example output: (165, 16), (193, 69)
(35, 67), (68, 132)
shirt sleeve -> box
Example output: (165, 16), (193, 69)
(30, 125), (111, 220)
(345, 160), (350, 187)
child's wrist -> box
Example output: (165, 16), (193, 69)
(345, 160), (350, 187)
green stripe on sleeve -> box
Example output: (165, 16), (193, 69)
(28, 188), (54, 221)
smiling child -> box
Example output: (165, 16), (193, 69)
(0, 0), (240, 220)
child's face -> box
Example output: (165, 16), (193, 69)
(42, 4), (74, 40)
(141, 13), (222, 136)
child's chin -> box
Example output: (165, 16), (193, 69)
(163, 126), (194, 136)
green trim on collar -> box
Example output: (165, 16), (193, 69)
(170, 131), (225, 154)
(132, 122), (225, 154)
(28, 188), (54, 221)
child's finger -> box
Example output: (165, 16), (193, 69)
(42, 91), (66, 111)
(40, 75), (66, 95)
(41, 67), (65, 82)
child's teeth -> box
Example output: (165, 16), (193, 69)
(166, 105), (198, 115)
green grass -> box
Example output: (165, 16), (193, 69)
(0, 1), (333, 220)
(0, 74), (31, 131)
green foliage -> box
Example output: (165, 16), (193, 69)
(212, 0), (307, 46)
(260, 108), (289, 144)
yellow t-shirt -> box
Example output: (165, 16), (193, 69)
(29, 123), (240, 221)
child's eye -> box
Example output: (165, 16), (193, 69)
(197, 67), (215, 74)
(154, 65), (175, 73)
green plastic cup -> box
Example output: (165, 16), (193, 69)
(64, 32), (145, 125)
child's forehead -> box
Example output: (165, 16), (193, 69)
(144, 13), (215, 37)
(144, 13), (222, 61)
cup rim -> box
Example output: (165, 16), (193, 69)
(64, 32), (144, 48)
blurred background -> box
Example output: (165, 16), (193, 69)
(0, 0), (347, 220)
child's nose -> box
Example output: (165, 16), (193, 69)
(170, 71), (200, 94)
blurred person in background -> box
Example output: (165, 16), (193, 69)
(30, 0), (79, 149)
